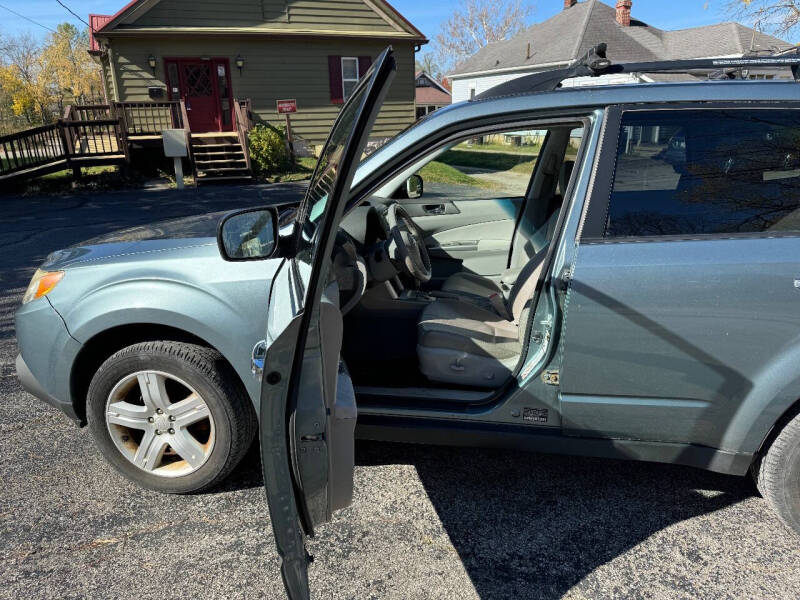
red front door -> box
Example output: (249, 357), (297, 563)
(165, 58), (233, 132)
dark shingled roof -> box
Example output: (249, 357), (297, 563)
(451, 0), (793, 77)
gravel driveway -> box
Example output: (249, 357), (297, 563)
(2, 186), (800, 599)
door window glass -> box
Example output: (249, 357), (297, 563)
(606, 109), (800, 237)
(184, 63), (213, 97)
(167, 62), (179, 98)
(413, 129), (549, 200)
(215, 62), (231, 126)
(296, 60), (378, 303)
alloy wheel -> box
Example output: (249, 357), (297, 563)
(105, 370), (215, 478)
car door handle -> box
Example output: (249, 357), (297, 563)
(423, 204), (446, 215)
(251, 340), (266, 380)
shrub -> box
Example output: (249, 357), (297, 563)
(248, 124), (289, 176)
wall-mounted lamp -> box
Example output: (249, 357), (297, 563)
(235, 55), (245, 75)
(148, 54), (156, 74)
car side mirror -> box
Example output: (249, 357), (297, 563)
(217, 207), (279, 261)
(406, 174), (423, 199)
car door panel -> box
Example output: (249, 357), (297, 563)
(399, 197), (521, 280)
(560, 238), (800, 448)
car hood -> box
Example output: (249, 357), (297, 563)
(41, 211), (228, 270)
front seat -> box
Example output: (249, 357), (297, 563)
(439, 160), (573, 305)
(417, 248), (547, 388)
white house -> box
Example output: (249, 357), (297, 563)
(449, 0), (793, 103)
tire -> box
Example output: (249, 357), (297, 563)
(754, 410), (800, 536)
(87, 341), (256, 494)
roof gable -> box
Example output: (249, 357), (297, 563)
(415, 71), (450, 94)
(96, 0), (426, 40)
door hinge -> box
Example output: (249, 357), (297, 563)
(542, 370), (560, 386)
(555, 266), (572, 292)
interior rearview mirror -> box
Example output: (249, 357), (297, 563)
(406, 174), (423, 199)
(217, 207), (278, 261)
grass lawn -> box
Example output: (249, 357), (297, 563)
(418, 161), (494, 188)
(438, 149), (539, 172)
(458, 142), (541, 155)
(3, 164), (144, 197)
(264, 156), (317, 183)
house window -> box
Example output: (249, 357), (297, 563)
(341, 57), (360, 100)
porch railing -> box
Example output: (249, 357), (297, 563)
(63, 119), (127, 161)
(67, 104), (114, 122)
(0, 119), (127, 179)
(113, 101), (184, 136)
(233, 98), (252, 173)
(0, 123), (65, 176)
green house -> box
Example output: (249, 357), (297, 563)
(89, 0), (427, 149)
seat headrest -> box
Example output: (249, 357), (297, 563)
(559, 160), (575, 195)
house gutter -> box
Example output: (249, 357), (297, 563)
(449, 59), (573, 80)
(98, 28), (427, 44)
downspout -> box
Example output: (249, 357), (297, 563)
(106, 43), (122, 102)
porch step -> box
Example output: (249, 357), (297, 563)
(193, 151), (245, 158)
(190, 136), (251, 184)
(195, 158), (247, 166)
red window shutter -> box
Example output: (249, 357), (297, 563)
(328, 55), (344, 105)
(358, 56), (372, 78)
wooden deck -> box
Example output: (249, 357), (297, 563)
(0, 100), (252, 184)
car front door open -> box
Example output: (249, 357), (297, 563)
(258, 47), (396, 600)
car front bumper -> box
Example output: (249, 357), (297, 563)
(15, 297), (82, 423)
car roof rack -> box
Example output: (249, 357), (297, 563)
(475, 43), (800, 100)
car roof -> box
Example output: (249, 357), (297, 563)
(354, 80), (800, 190)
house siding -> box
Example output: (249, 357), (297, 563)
(134, 0), (396, 32)
(107, 37), (415, 144)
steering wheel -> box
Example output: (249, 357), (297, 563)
(385, 203), (432, 283)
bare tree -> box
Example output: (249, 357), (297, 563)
(415, 53), (443, 79)
(725, 0), (800, 37)
(435, 0), (533, 73)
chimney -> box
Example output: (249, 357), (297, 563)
(564, 0), (577, 9)
(616, 0), (632, 26)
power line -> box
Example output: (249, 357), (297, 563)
(54, 0), (92, 30)
(0, 2), (56, 32)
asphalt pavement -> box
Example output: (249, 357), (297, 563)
(1, 185), (800, 599)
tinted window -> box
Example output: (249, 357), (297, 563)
(606, 110), (800, 238)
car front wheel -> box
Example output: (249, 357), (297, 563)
(86, 341), (256, 494)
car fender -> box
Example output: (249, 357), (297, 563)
(51, 271), (272, 411)
(719, 335), (800, 455)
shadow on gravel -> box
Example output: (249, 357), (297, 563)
(355, 440), (754, 600)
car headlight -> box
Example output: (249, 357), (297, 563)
(22, 269), (65, 305)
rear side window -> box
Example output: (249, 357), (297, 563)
(605, 109), (800, 238)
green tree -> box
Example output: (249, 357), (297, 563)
(0, 23), (102, 130)
(0, 32), (54, 125)
(41, 23), (103, 105)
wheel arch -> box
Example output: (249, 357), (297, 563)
(70, 323), (251, 424)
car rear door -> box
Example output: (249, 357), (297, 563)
(259, 48), (395, 600)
